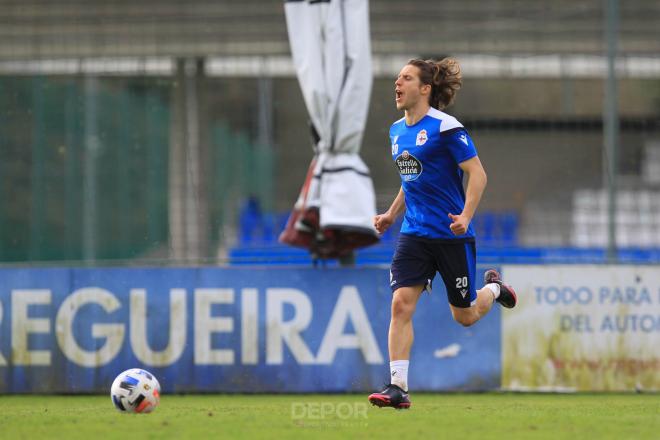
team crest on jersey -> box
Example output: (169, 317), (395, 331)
(391, 135), (399, 155)
(415, 129), (428, 146)
(395, 150), (422, 181)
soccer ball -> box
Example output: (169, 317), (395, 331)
(110, 368), (161, 413)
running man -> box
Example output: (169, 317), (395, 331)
(368, 58), (517, 409)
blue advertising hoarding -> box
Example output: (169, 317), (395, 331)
(0, 267), (500, 393)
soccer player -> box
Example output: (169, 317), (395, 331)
(367, 58), (517, 409)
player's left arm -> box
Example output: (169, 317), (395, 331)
(448, 156), (487, 235)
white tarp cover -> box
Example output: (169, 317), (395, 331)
(281, 0), (378, 259)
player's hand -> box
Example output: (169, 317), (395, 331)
(448, 213), (470, 236)
(374, 213), (394, 234)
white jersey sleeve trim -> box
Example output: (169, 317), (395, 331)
(427, 108), (464, 133)
(390, 116), (406, 134)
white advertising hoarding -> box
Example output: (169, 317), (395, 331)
(502, 265), (660, 391)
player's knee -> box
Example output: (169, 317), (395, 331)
(453, 312), (477, 327)
(391, 295), (414, 319)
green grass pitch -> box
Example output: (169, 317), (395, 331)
(0, 393), (658, 439)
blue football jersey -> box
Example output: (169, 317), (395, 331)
(390, 108), (477, 239)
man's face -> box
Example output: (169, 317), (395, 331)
(394, 64), (428, 111)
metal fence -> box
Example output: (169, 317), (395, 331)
(1, 0), (659, 265)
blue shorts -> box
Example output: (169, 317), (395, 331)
(389, 233), (477, 308)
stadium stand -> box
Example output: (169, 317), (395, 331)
(1, 0), (659, 265)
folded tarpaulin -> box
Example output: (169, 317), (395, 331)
(280, 0), (378, 260)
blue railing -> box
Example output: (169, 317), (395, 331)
(228, 243), (660, 266)
(230, 207), (660, 265)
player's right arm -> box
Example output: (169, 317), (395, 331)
(374, 186), (405, 234)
